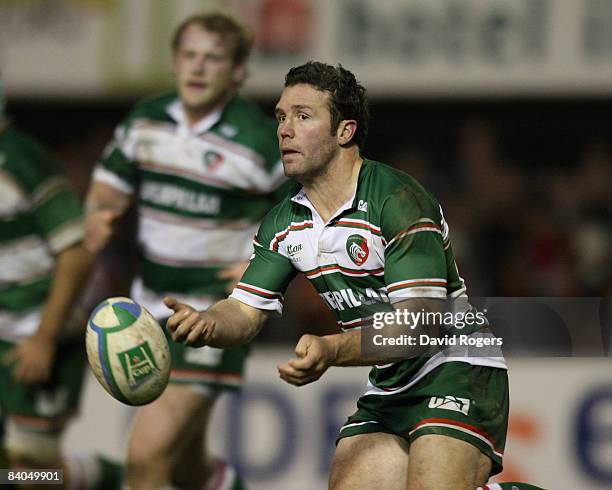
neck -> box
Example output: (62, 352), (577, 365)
(183, 91), (234, 129)
(302, 148), (363, 223)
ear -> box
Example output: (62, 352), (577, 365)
(232, 63), (247, 85)
(337, 120), (358, 146)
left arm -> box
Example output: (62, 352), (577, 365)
(278, 298), (444, 386)
(6, 242), (94, 383)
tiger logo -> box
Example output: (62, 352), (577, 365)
(346, 234), (369, 266)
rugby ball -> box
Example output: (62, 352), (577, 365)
(86, 297), (171, 406)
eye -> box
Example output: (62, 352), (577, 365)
(297, 113), (310, 120)
(276, 114), (286, 123)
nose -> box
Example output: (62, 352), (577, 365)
(192, 56), (206, 74)
(278, 118), (294, 140)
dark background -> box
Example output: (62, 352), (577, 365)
(7, 95), (612, 341)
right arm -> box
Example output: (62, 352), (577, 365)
(165, 203), (295, 348)
(84, 112), (138, 254)
(83, 181), (131, 254)
(164, 296), (272, 348)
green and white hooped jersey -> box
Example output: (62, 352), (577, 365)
(230, 159), (506, 393)
(93, 93), (287, 318)
(0, 126), (84, 342)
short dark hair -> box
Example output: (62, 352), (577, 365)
(171, 12), (253, 65)
(284, 61), (369, 148)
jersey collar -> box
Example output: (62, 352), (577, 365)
(166, 98), (224, 135)
(291, 187), (355, 224)
(290, 158), (372, 222)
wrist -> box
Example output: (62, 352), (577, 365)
(322, 334), (341, 366)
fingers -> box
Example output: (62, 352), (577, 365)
(277, 362), (318, 386)
(3, 349), (47, 384)
(294, 334), (310, 358)
(185, 318), (209, 346)
(288, 354), (316, 370)
(165, 303), (194, 334)
(164, 296), (191, 310)
(278, 353), (324, 386)
(277, 362), (299, 378)
(13, 362), (40, 384)
(289, 335), (318, 370)
(169, 310), (201, 342)
(164, 303), (213, 347)
(278, 334), (331, 386)
(164, 296), (182, 310)
(163, 297), (193, 328)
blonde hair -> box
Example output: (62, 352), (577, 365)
(171, 12), (253, 65)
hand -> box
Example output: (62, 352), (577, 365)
(217, 261), (250, 294)
(164, 296), (215, 347)
(3, 335), (56, 384)
(84, 209), (122, 254)
(277, 334), (336, 386)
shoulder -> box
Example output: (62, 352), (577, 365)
(364, 159), (440, 220)
(121, 92), (177, 128)
(255, 190), (307, 248)
(0, 125), (63, 192)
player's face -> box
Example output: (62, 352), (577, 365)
(275, 84), (339, 181)
(173, 24), (245, 119)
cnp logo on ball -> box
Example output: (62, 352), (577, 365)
(86, 297), (170, 405)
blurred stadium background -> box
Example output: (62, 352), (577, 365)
(2, 1), (612, 488)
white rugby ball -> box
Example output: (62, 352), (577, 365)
(85, 297), (171, 406)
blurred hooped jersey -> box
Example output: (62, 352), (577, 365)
(0, 125), (84, 342)
(94, 93), (287, 318)
(231, 159), (506, 392)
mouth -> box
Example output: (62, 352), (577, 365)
(186, 81), (207, 90)
(281, 148), (300, 158)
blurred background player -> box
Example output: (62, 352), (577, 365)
(83, 12), (288, 490)
(0, 81), (121, 488)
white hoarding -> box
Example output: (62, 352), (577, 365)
(66, 350), (612, 489)
(2, 0), (612, 98)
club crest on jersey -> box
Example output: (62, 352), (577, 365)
(118, 342), (160, 390)
(346, 234), (369, 266)
(203, 150), (224, 172)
